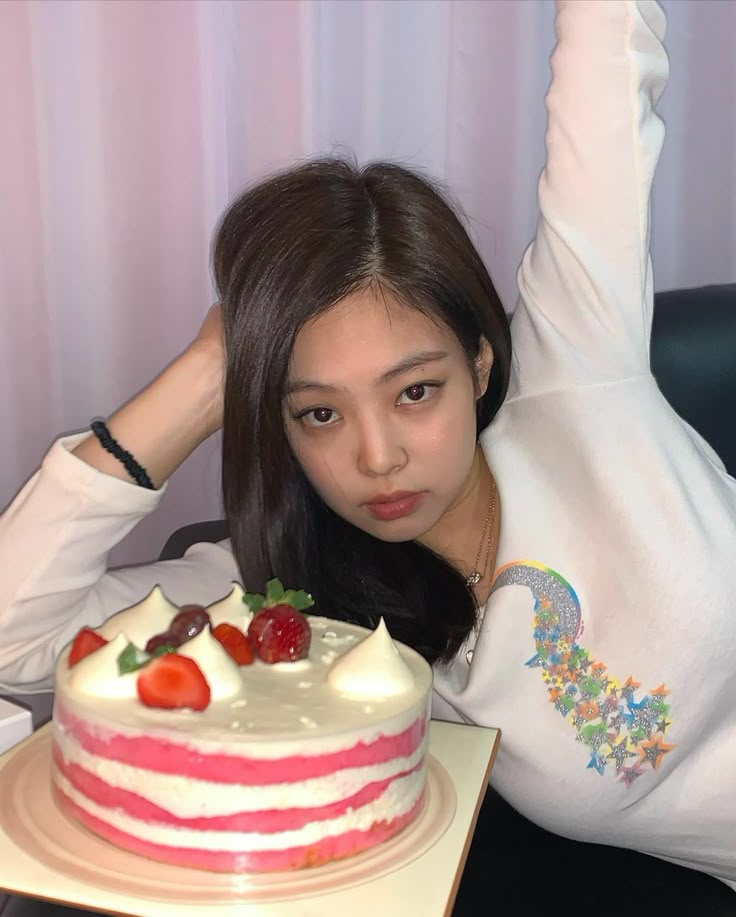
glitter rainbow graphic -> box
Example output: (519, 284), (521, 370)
(490, 561), (675, 786)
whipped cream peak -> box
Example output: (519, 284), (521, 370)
(98, 585), (178, 648)
(178, 628), (243, 700)
(207, 582), (253, 632)
(68, 633), (139, 699)
(327, 617), (415, 698)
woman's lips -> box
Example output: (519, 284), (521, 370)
(365, 491), (424, 521)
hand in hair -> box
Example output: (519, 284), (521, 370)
(73, 304), (225, 487)
(188, 303), (225, 436)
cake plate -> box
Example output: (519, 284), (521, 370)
(0, 720), (500, 917)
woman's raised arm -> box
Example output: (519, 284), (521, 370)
(0, 307), (235, 692)
(512, 0), (669, 394)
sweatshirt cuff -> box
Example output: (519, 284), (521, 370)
(44, 431), (169, 512)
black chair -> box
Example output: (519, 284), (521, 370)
(650, 283), (735, 476)
(3, 284), (734, 917)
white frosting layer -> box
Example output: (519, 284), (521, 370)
(327, 617), (416, 698)
(53, 765), (426, 851)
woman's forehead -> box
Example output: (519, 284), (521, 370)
(290, 288), (459, 375)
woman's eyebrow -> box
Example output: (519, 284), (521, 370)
(286, 350), (449, 396)
(378, 350), (449, 384)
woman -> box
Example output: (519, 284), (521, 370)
(1, 0), (735, 889)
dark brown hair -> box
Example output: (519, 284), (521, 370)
(214, 157), (511, 663)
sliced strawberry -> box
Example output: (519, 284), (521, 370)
(137, 654), (211, 711)
(247, 603), (311, 664)
(68, 628), (108, 667)
(212, 622), (254, 665)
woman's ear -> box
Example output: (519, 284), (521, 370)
(475, 337), (494, 398)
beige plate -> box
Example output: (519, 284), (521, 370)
(0, 730), (456, 904)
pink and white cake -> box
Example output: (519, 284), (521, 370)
(50, 583), (433, 872)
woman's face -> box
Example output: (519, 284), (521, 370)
(284, 287), (492, 544)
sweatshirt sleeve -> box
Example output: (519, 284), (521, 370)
(0, 432), (238, 692)
(510, 0), (669, 396)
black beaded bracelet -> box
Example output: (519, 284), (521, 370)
(90, 420), (155, 490)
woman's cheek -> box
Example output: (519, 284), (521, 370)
(292, 437), (351, 506)
(416, 401), (476, 462)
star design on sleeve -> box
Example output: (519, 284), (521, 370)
(619, 763), (646, 788)
(621, 676), (642, 702)
(597, 699), (617, 720)
(623, 697), (657, 738)
(607, 738), (638, 772)
(581, 720), (608, 751)
(639, 736), (676, 770)
(491, 562), (676, 790)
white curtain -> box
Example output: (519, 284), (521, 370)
(1, 0), (734, 566)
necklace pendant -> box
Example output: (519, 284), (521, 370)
(465, 571), (482, 586)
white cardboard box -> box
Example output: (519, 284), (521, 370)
(0, 698), (33, 755)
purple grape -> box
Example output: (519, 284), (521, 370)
(145, 631), (176, 654)
(169, 605), (211, 644)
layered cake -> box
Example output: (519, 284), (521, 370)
(51, 581), (433, 872)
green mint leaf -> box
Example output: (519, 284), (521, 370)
(243, 592), (265, 612)
(117, 643), (150, 675)
(265, 578), (285, 604)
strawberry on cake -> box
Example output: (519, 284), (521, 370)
(50, 580), (433, 872)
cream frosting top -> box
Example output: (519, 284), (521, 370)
(328, 617), (416, 698)
(56, 583), (433, 744)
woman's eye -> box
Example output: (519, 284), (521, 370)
(299, 407), (338, 427)
(397, 382), (440, 405)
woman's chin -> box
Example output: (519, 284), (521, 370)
(355, 513), (439, 545)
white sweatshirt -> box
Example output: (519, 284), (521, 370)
(1, 0), (735, 888)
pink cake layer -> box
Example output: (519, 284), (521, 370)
(53, 785), (425, 872)
(52, 741), (424, 833)
(55, 703), (427, 784)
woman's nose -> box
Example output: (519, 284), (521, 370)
(356, 417), (408, 478)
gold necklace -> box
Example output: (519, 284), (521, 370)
(465, 480), (498, 587)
